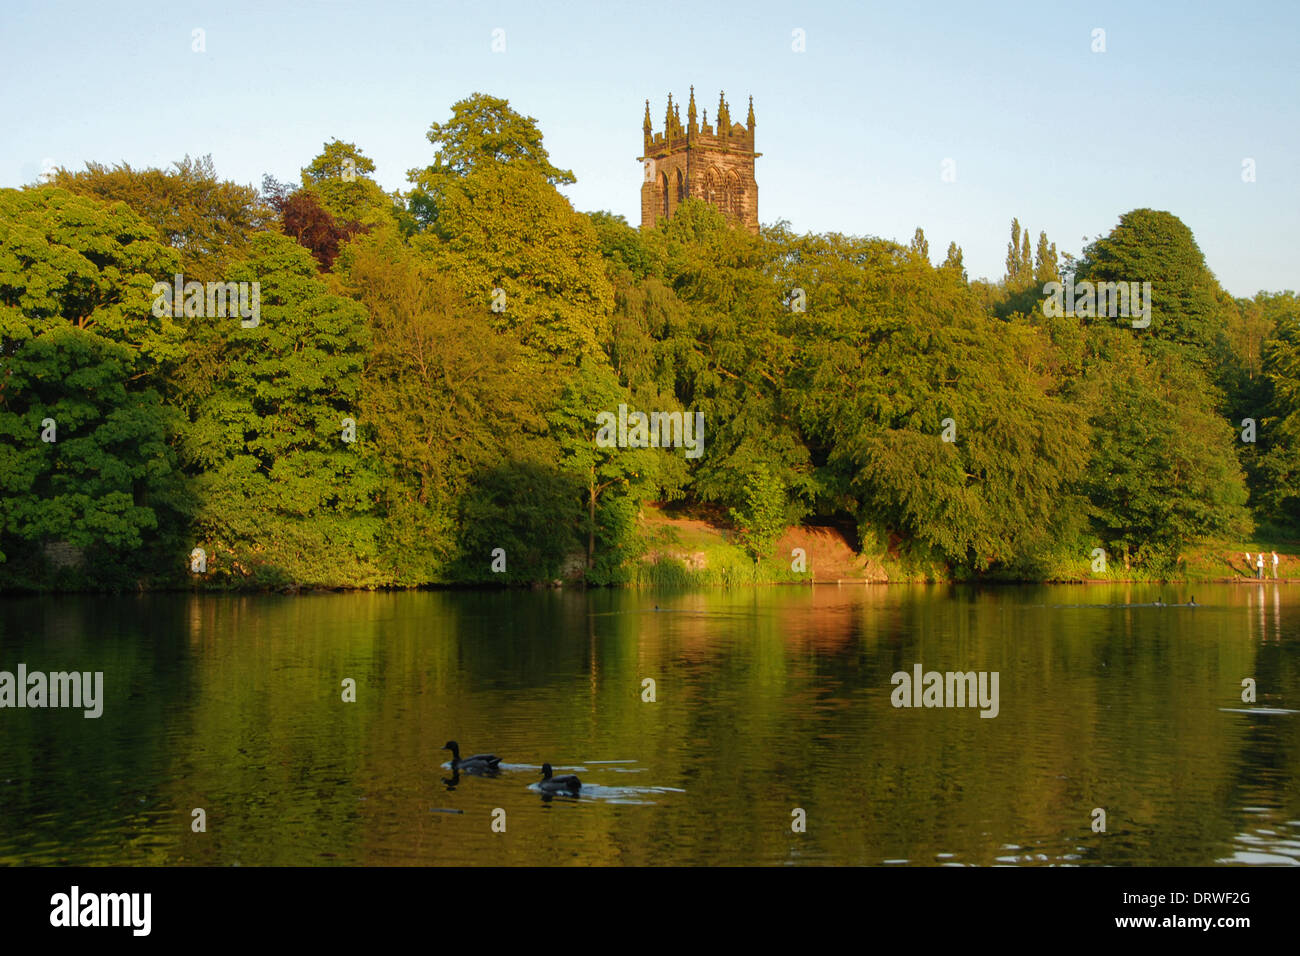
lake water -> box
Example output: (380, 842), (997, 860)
(1, 583), (1298, 866)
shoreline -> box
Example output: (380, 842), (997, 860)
(4, 575), (1300, 597)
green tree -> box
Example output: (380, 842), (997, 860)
(1034, 231), (1059, 285)
(407, 93), (575, 229)
(413, 161), (614, 361)
(0, 187), (186, 584)
(337, 228), (555, 584)
(547, 357), (686, 579)
(786, 234), (1088, 570)
(910, 227), (929, 262)
(1254, 293), (1300, 522)
(1077, 209), (1234, 366)
(729, 465), (788, 562)
(300, 139), (397, 228)
(1080, 336), (1250, 566)
(50, 155), (267, 282)
(183, 233), (384, 587)
(1005, 218), (1033, 288)
(941, 242), (967, 282)
(646, 202), (813, 517)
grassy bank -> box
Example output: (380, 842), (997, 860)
(631, 505), (1300, 586)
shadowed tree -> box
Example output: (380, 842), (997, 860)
(337, 228), (556, 583)
(547, 356), (687, 578)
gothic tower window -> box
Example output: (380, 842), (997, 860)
(726, 171), (742, 218)
(676, 168), (685, 203)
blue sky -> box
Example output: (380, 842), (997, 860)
(2, 0), (1296, 295)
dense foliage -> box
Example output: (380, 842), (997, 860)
(1, 94), (1294, 589)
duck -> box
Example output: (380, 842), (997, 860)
(1189, 596), (1198, 607)
(442, 740), (502, 773)
(538, 763), (581, 794)
(1154, 598), (1165, 607)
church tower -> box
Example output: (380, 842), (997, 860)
(639, 88), (760, 234)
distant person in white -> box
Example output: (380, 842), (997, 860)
(1257, 553), (1265, 579)
(1246, 552), (1253, 576)
(1273, 551), (1279, 578)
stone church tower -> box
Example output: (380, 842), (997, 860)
(639, 88), (759, 234)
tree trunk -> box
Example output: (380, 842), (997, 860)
(587, 470), (596, 570)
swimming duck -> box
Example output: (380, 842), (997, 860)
(1189, 597), (1198, 607)
(538, 763), (581, 794)
(443, 740), (502, 773)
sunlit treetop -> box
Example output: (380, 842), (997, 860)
(302, 139), (377, 185)
(408, 93), (576, 189)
